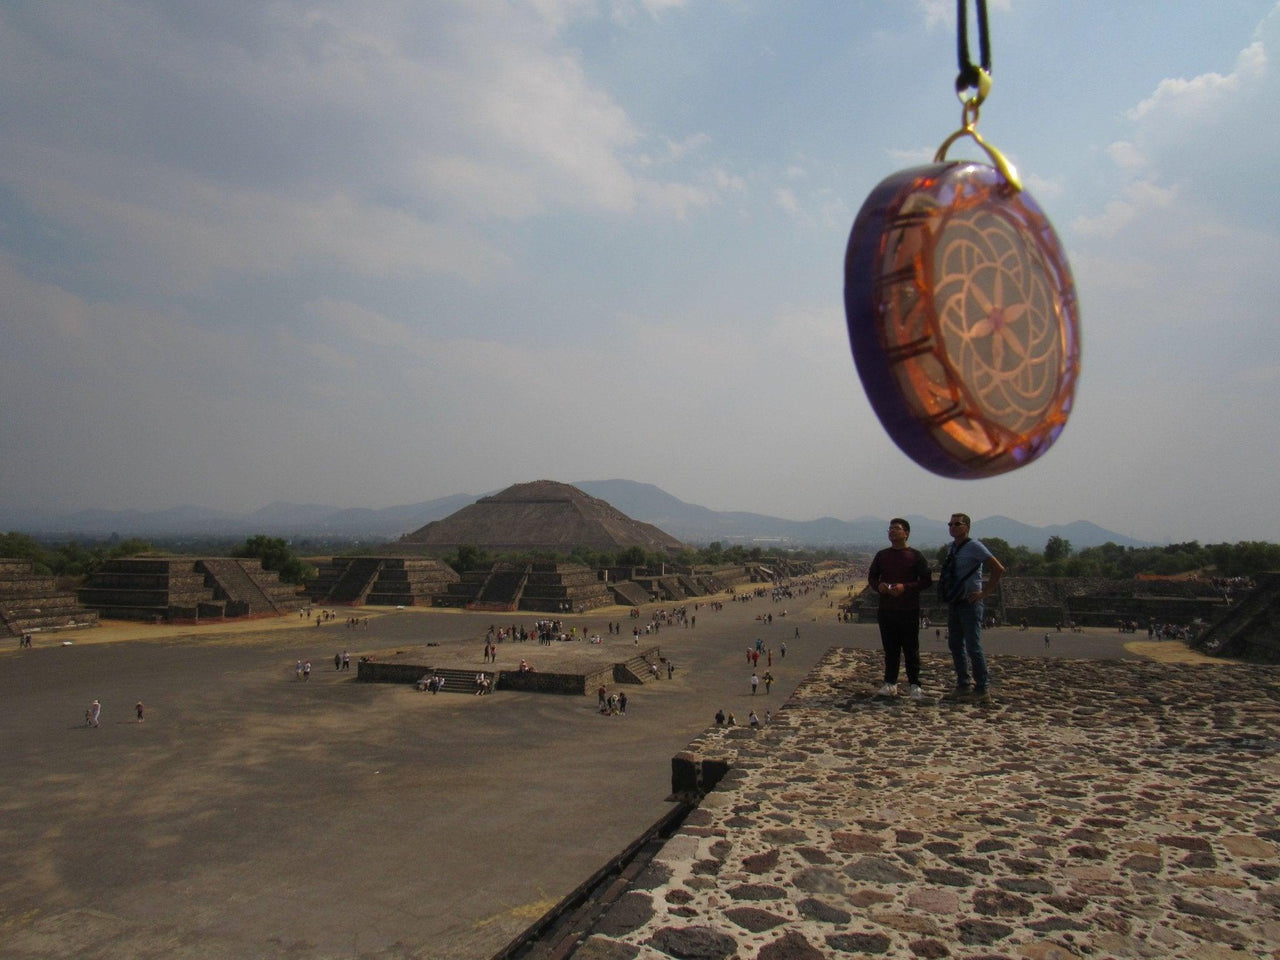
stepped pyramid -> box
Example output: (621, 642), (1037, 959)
(77, 556), (303, 622)
(397, 480), (683, 555)
(0, 559), (99, 636)
(1194, 571), (1280, 661)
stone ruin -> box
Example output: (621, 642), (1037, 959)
(304, 556), (459, 606)
(1194, 571), (1280, 662)
(0, 558), (99, 637)
(853, 574), (1231, 628)
(434, 561), (614, 613)
(77, 556), (303, 622)
(396, 479), (685, 555)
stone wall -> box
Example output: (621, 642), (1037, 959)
(0, 559), (100, 636)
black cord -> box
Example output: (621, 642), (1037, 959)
(955, 0), (991, 95)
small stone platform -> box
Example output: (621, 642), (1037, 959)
(567, 648), (1280, 959)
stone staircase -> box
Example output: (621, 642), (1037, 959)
(327, 557), (384, 605)
(470, 564), (530, 611)
(429, 667), (494, 693)
(609, 581), (652, 607)
(198, 559), (277, 614)
(613, 647), (663, 684)
(364, 558), (459, 606)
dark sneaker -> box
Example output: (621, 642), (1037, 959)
(972, 688), (991, 702)
(942, 687), (972, 701)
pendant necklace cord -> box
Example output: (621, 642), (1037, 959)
(955, 0), (991, 97)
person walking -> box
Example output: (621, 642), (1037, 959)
(750, 672), (759, 696)
(938, 513), (1005, 700)
(868, 517), (933, 699)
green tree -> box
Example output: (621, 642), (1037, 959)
(0, 532), (54, 573)
(448, 544), (491, 573)
(233, 535), (312, 584)
(1044, 535), (1072, 563)
(617, 545), (648, 567)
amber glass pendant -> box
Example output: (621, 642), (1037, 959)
(844, 73), (1081, 479)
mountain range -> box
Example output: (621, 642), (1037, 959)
(0, 479), (1150, 551)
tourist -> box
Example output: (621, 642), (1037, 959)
(715, 708), (725, 726)
(868, 517), (933, 699)
(750, 672), (759, 695)
(780, 640), (787, 659)
(938, 513), (1005, 700)
(763, 671), (774, 694)
(749, 710), (760, 727)
(303, 660), (311, 681)
(334, 653), (341, 671)
(342, 650), (350, 670)
(89, 699), (101, 728)
(726, 712), (736, 726)
(618, 691), (628, 715)
(135, 700), (144, 722)
(295, 660), (303, 681)
(598, 685), (608, 708)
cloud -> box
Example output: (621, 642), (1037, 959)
(1127, 40), (1266, 122)
(0, 3), (712, 300)
(1071, 180), (1178, 238)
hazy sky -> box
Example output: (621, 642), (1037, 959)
(2, 1), (1278, 545)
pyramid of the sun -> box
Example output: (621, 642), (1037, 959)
(396, 480), (683, 555)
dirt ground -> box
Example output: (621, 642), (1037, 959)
(0, 588), (1218, 959)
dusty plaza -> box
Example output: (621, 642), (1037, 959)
(2, 585), (1278, 959)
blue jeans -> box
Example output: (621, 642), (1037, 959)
(948, 601), (988, 691)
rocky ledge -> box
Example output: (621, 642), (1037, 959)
(575, 649), (1280, 959)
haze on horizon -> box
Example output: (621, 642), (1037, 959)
(2, 2), (1278, 547)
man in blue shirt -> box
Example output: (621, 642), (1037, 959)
(940, 513), (1005, 699)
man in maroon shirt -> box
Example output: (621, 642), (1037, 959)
(867, 518), (933, 699)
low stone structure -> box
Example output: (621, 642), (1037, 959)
(77, 556), (302, 621)
(433, 561), (613, 613)
(304, 556), (459, 606)
(0, 558), (99, 636)
(1195, 572), (1280, 662)
(853, 575), (1230, 628)
(356, 646), (665, 696)
(552, 648), (1280, 959)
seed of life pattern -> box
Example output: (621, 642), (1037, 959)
(845, 161), (1080, 478)
(933, 201), (1061, 435)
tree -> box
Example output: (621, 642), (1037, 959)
(617, 545), (648, 567)
(1044, 536), (1073, 563)
(448, 544), (491, 574)
(233, 534), (312, 584)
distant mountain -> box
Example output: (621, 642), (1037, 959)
(0, 480), (1149, 550)
(570, 480), (1149, 551)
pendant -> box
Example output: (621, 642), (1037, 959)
(844, 129), (1080, 479)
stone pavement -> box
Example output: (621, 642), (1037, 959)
(575, 649), (1280, 959)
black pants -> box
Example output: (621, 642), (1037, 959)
(877, 610), (921, 685)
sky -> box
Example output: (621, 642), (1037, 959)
(1, 0), (1278, 546)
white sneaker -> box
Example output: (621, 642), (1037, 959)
(877, 683), (898, 697)
(908, 684), (923, 700)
